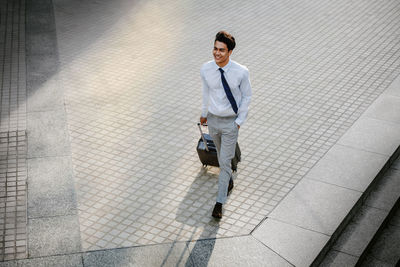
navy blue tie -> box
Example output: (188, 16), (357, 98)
(219, 68), (238, 114)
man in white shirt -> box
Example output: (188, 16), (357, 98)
(200, 31), (252, 219)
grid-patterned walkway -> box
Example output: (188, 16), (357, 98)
(52, 0), (400, 250)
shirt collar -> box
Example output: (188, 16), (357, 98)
(214, 60), (232, 72)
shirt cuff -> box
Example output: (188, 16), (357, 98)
(235, 118), (244, 126)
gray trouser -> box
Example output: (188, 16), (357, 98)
(207, 113), (239, 204)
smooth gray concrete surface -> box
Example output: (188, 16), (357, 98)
(252, 218), (329, 267)
(392, 156), (400, 170)
(338, 117), (400, 156)
(28, 215), (81, 257)
(357, 203), (400, 266)
(319, 251), (358, 267)
(363, 95), (400, 124)
(364, 224), (400, 265)
(365, 169), (400, 211)
(359, 255), (393, 267)
(305, 144), (388, 192)
(332, 206), (388, 256)
(26, 32), (58, 56)
(83, 242), (192, 267)
(26, 54), (58, 77)
(389, 204), (400, 227)
(27, 156), (77, 218)
(26, 0), (54, 13)
(24, 1), (82, 263)
(187, 236), (291, 267)
(26, 13), (56, 34)
(384, 75), (400, 97)
(319, 152), (400, 266)
(27, 110), (70, 158)
(268, 178), (361, 235)
(0, 254), (83, 267)
(27, 75), (64, 113)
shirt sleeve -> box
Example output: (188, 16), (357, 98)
(201, 69), (209, 118)
(235, 69), (252, 126)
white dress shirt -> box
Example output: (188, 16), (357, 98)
(201, 60), (252, 126)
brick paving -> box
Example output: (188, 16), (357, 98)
(0, 0), (27, 261)
(52, 0), (400, 251)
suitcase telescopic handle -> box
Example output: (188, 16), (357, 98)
(197, 123), (209, 152)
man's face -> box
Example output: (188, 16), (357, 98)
(213, 41), (232, 66)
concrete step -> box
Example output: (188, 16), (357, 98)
(356, 199), (400, 266)
(317, 152), (400, 266)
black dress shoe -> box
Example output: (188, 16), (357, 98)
(212, 202), (222, 219)
(227, 178), (234, 196)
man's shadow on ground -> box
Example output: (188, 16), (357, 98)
(161, 167), (221, 267)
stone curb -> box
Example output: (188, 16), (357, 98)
(252, 74), (400, 267)
(355, 196), (400, 266)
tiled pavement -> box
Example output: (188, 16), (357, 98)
(0, 0), (400, 265)
(54, 0), (400, 250)
(0, 0), (28, 261)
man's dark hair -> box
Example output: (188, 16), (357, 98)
(215, 31), (236, 51)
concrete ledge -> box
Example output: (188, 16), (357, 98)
(312, 146), (400, 266)
(357, 200), (400, 266)
(268, 178), (361, 235)
(392, 156), (400, 170)
(355, 175), (400, 265)
(383, 74), (400, 97)
(363, 95), (400, 124)
(254, 74), (400, 266)
(310, 74), (400, 265)
(332, 206), (388, 257)
(337, 117), (400, 156)
(252, 218), (329, 267)
(337, 76), (400, 157)
(83, 242), (191, 267)
(305, 144), (388, 192)
(0, 236), (291, 267)
(187, 236), (291, 267)
(365, 168), (400, 211)
(319, 251), (358, 267)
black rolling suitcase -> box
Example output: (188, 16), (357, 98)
(196, 123), (241, 171)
